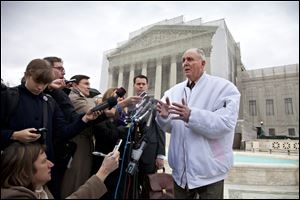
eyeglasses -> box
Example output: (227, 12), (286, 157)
(53, 66), (65, 72)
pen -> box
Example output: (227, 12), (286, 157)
(92, 151), (107, 157)
(92, 151), (122, 160)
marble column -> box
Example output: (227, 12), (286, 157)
(108, 67), (113, 88)
(154, 58), (162, 99)
(141, 61), (147, 76)
(169, 54), (177, 87)
(117, 67), (123, 87)
(205, 57), (211, 75)
(128, 65), (135, 96)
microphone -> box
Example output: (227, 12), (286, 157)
(131, 96), (149, 116)
(126, 140), (148, 175)
(146, 105), (156, 127)
(132, 96), (151, 120)
(135, 108), (151, 123)
(131, 140), (147, 161)
(91, 96), (118, 112)
(135, 91), (148, 108)
(115, 87), (126, 98)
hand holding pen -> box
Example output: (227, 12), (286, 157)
(92, 139), (122, 158)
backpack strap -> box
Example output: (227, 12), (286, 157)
(3, 86), (19, 126)
(44, 93), (55, 114)
(42, 95), (49, 142)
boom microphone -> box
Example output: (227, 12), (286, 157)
(91, 96), (118, 112)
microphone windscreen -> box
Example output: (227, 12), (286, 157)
(116, 87), (126, 98)
(107, 96), (118, 107)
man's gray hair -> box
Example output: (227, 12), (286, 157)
(187, 48), (206, 61)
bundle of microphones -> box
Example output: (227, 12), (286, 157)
(125, 92), (159, 175)
(90, 87), (157, 128)
(130, 92), (157, 127)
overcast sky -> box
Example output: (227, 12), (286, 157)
(1, 1), (299, 90)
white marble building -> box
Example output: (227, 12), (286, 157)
(100, 16), (299, 144)
(100, 16), (242, 99)
(237, 64), (299, 140)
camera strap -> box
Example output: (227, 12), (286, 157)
(42, 95), (48, 141)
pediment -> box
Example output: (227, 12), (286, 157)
(109, 25), (217, 57)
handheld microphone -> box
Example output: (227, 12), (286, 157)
(91, 96), (118, 112)
(115, 87), (126, 98)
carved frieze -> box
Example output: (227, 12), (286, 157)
(110, 26), (217, 56)
(125, 30), (200, 51)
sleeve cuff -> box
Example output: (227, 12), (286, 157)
(156, 154), (166, 160)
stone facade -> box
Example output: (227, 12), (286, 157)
(101, 16), (299, 141)
(238, 64), (299, 140)
(102, 16), (241, 99)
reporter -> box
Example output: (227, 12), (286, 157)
(0, 142), (119, 199)
(0, 58), (102, 198)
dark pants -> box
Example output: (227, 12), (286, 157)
(174, 179), (224, 199)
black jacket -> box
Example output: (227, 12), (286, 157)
(138, 108), (166, 174)
(1, 84), (88, 162)
(44, 88), (79, 122)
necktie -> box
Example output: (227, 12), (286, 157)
(188, 81), (195, 90)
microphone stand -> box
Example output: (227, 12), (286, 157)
(119, 104), (153, 199)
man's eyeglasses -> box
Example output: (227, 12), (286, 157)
(53, 66), (65, 72)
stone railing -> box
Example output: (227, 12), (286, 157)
(245, 139), (299, 154)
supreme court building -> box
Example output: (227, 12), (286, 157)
(101, 16), (242, 99)
(100, 16), (299, 141)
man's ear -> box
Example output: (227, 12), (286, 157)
(202, 60), (206, 65)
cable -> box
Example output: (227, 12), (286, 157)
(114, 123), (134, 199)
(126, 175), (131, 199)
